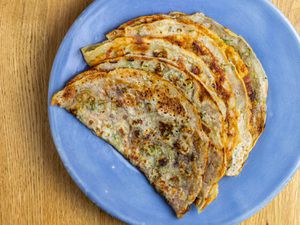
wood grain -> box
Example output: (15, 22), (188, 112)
(0, 0), (299, 224)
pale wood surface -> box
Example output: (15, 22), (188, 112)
(0, 0), (299, 224)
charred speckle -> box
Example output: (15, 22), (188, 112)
(158, 158), (169, 167)
(173, 140), (181, 150)
(126, 56), (135, 62)
(62, 88), (75, 99)
(198, 92), (205, 102)
(191, 65), (200, 75)
(249, 91), (256, 101)
(69, 108), (78, 115)
(116, 99), (123, 107)
(132, 129), (140, 138)
(165, 37), (184, 47)
(216, 82), (230, 101)
(153, 51), (160, 57)
(105, 48), (113, 59)
(218, 75), (225, 83)
(155, 63), (163, 73)
(174, 40), (183, 47)
(153, 49), (168, 58)
(158, 97), (185, 117)
(189, 153), (195, 162)
(132, 119), (143, 125)
(243, 76), (256, 101)
(119, 128), (125, 137)
(173, 160), (179, 168)
(159, 121), (173, 137)
(210, 61), (224, 75)
(88, 120), (94, 125)
(202, 125), (211, 134)
(192, 41), (206, 55)
(258, 121), (265, 133)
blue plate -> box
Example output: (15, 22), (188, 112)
(48, 0), (300, 224)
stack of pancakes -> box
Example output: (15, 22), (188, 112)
(52, 12), (268, 218)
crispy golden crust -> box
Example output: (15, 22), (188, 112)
(105, 13), (265, 178)
(171, 12), (268, 175)
(52, 68), (210, 218)
(94, 56), (228, 211)
(81, 35), (240, 212)
(57, 11), (267, 216)
(82, 37), (239, 141)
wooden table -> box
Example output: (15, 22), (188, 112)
(0, 1), (299, 224)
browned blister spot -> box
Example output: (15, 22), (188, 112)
(132, 119), (143, 125)
(69, 107), (78, 115)
(210, 60), (224, 77)
(191, 41), (225, 82)
(132, 42), (149, 52)
(159, 121), (174, 137)
(105, 48), (113, 59)
(62, 87), (76, 99)
(173, 140), (181, 150)
(125, 56), (135, 62)
(158, 157), (169, 167)
(157, 95), (186, 117)
(136, 87), (153, 100)
(129, 152), (139, 162)
(216, 82), (230, 101)
(117, 93), (138, 107)
(202, 125), (211, 134)
(164, 36), (185, 47)
(132, 129), (141, 139)
(243, 75), (256, 101)
(155, 63), (163, 73)
(192, 41), (209, 56)
(119, 128), (125, 137)
(153, 49), (168, 58)
(191, 65), (201, 75)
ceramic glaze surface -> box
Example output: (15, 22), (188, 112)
(48, 0), (300, 224)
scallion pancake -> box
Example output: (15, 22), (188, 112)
(106, 12), (267, 176)
(181, 12), (268, 175)
(94, 56), (227, 209)
(81, 36), (240, 156)
(52, 68), (209, 218)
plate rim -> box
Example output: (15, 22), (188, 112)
(48, 0), (300, 224)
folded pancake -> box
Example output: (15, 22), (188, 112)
(179, 12), (268, 175)
(93, 56), (227, 209)
(52, 68), (209, 218)
(81, 36), (239, 150)
(105, 12), (263, 176)
(81, 36), (239, 209)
